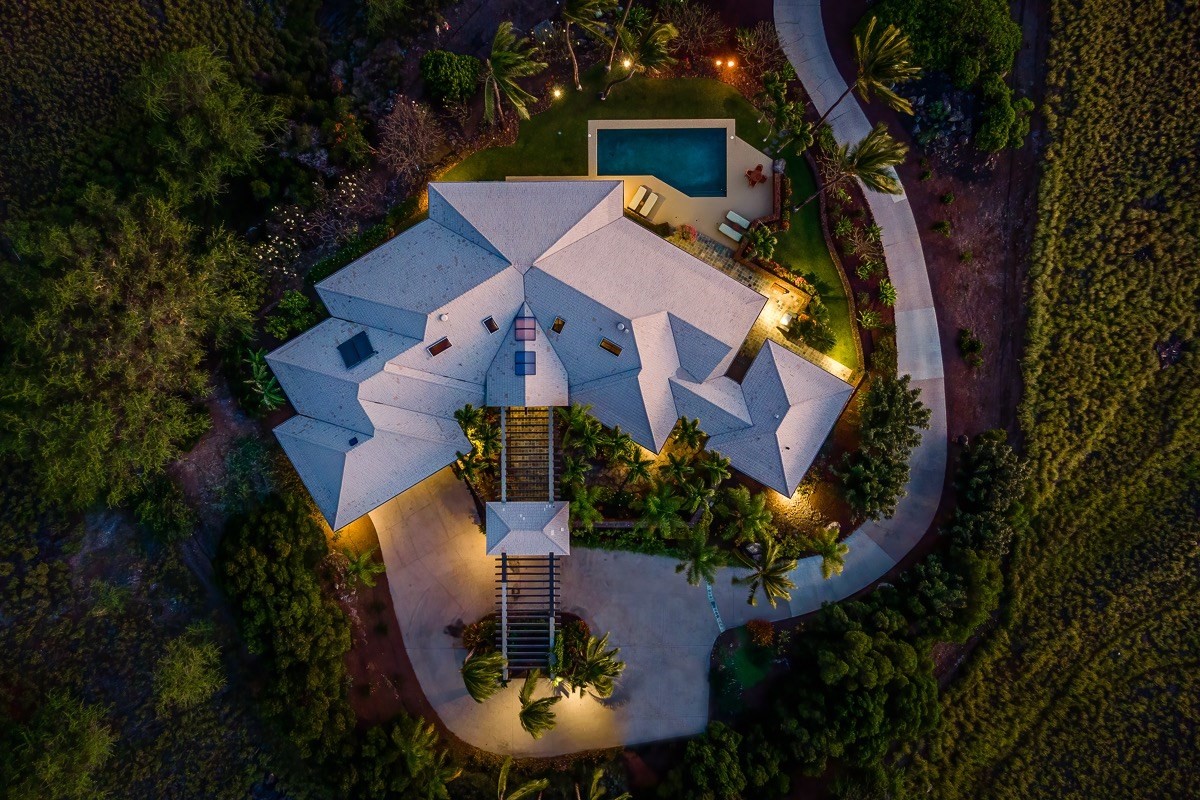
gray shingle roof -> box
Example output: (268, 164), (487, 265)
(485, 501), (571, 555)
(271, 181), (850, 528)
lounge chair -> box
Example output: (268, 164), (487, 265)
(640, 192), (660, 219)
(719, 222), (743, 243)
(726, 210), (752, 229)
(629, 185), (649, 212)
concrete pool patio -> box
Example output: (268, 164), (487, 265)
(586, 118), (774, 242)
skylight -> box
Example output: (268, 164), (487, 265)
(515, 350), (536, 376)
(337, 331), (375, 369)
(515, 317), (537, 341)
(599, 338), (623, 356)
(551, 316), (566, 333)
(427, 337), (452, 356)
(483, 316), (499, 333)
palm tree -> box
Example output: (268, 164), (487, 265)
(342, 545), (387, 589)
(813, 16), (921, 129)
(698, 452), (732, 488)
(577, 767), (633, 800)
(497, 756), (551, 800)
(483, 22), (549, 127)
(570, 483), (606, 533)
(563, 0), (618, 90)
(559, 403), (602, 455)
(605, 0), (637, 72)
(756, 70), (788, 130)
(798, 123), (908, 209)
(517, 669), (561, 740)
(461, 650), (506, 703)
(560, 454), (590, 491)
(603, 425), (635, 461)
(716, 486), (774, 544)
(675, 509), (720, 586)
(394, 714), (463, 797)
(681, 480), (715, 514)
(733, 536), (798, 608)
(476, 419), (502, 459)
(617, 451), (654, 490)
(672, 417), (705, 450)
(454, 403), (483, 436)
(634, 481), (685, 539)
(808, 522), (850, 579)
(600, 22), (677, 100)
(774, 101), (814, 156)
(569, 632), (625, 698)
(659, 452), (695, 486)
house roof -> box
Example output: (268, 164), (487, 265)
(270, 181), (851, 529)
(485, 501), (571, 556)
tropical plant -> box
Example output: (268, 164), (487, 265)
(878, 278), (898, 307)
(660, 452), (695, 486)
(561, 454), (590, 489)
(634, 481), (686, 539)
(676, 509), (721, 586)
(605, 0), (637, 71)
(745, 225), (778, 261)
(857, 309), (883, 329)
(461, 650), (506, 703)
(673, 417), (706, 450)
(774, 101), (815, 156)
(603, 425), (635, 461)
(563, 0), (619, 90)
(559, 403), (603, 456)
(567, 632), (626, 698)
(153, 623), (225, 714)
(357, 714), (463, 798)
(617, 450), (654, 490)
(455, 403), (484, 436)
(698, 451), (732, 488)
(681, 480), (716, 514)
(601, 22), (678, 100)
(800, 123), (908, 208)
(517, 669), (561, 739)
(570, 483), (607, 533)
(807, 523), (850, 579)
(483, 22), (548, 126)
(716, 486), (774, 545)
(497, 756), (551, 800)
(733, 537), (798, 608)
(577, 767), (633, 800)
(475, 420), (502, 459)
(245, 348), (285, 411)
(342, 545), (387, 589)
(814, 16), (921, 129)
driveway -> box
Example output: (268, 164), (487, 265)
(370, 0), (946, 757)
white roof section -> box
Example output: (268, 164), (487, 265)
(708, 342), (854, 495)
(485, 501), (571, 555)
(271, 181), (850, 528)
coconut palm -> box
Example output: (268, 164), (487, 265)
(559, 403), (602, 454)
(716, 486), (774, 544)
(659, 452), (695, 486)
(461, 650), (506, 703)
(605, 0), (637, 72)
(756, 70), (788, 130)
(681, 480), (716, 514)
(774, 101), (814, 156)
(672, 417), (705, 450)
(602, 425), (635, 461)
(577, 767), (633, 800)
(798, 123), (908, 208)
(456, 451), (480, 484)
(675, 509), (721, 586)
(476, 419), (502, 459)
(563, 0), (619, 90)
(394, 714), (464, 797)
(698, 452), (732, 488)
(570, 483), (607, 533)
(483, 22), (549, 126)
(814, 16), (921, 129)
(808, 522), (850, 579)
(617, 451), (654, 490)
(732, 536), (798, 608)
(600, 21), (677, 100)
(569, 632), (625, 698)
(634, 481), (685, 539)
(517, 669), (561, 740)
(497, 756), (551, 800)
(561, 454), (590, 490)
(342, 545), (386, 589)
(454, 403), (483, 435)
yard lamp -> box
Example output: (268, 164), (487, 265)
(714, 58), (724, 67)
(622, 57), (632, 69)
(552, 87), (563, 99)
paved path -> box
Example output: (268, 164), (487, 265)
(371, 1), (946, 757)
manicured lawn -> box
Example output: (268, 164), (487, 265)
(444, 71), (859, 369)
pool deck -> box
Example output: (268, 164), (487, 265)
(586, 118), (774, 243)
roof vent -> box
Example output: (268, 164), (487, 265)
(617, 322), (627, 332)
(439, 313), (449, 322)
(349, 437), (359, 446)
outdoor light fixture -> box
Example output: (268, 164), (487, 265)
(714, 58), (723, 66)
(622, 58), (632, 68)
(552, 87), (563, 99)
(728, 58), (737, 68)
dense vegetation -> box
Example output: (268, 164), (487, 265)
(902, 0), (1200, 796)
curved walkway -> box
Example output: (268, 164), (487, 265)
(370, 0), (946, 757)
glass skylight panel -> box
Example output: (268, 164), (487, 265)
(515, 350), (536, 376)
(427, 337), (452, 356)
(337, 331), (375, 369)
(551, 317), (566, 333)
(483, 316), (499, 333)
(514, 316), (537, 341)
(599, 338), (623, 356)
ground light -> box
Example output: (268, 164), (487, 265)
(622, 58), (632, 69)
(552, 87), (563, 99)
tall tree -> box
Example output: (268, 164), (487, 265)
(563, 0), (619, 90)
(483, 22), (548, 126)
(672, 417), (706, 450)
(635, 481), (686, 539)
(601, 22), (678, 100)
(813, 16), (921, 129)
(698, 451), (732, 488)
(605, 0), (637, 72)
(659, 452), (695, 486)
(497, 756), (551, 800)
(617, 450), (654, 490)
(517, 669), (561, 740)
(676, 508), (721, 586)
(807, 523), (850, 579)
(733, 536), (798, 608)
(568, 633), (626, 698)
(715, 486), (774, 545)
(569, 483), (607, 533)
(798, 123), (908, 208)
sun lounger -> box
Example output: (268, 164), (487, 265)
(629, 185), (649, 212)
(640, 192), (660, 219)
(726, 210), (752, 229)
(719, 222), (743, 242)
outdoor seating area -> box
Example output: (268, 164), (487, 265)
(627, 183), (662, 220)
(745, 163), (768, 187)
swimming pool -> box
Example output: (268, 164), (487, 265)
(596, 127), (728, 197)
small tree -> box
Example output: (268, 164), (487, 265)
(745, 226), (778, 261)
(483, 22), (548, 126)
(568, 633), (626, 698)
(517, 669), (561, 740)
(376, 98), (444, 182)
(675, 508), (720, 586)
(4, 690), (116, 800)
(419, 50), (482, 105)
(342, 545), (387, 589)
(497, 756), (551, 800)
(461, 650), (506, 703)
(807, 522), (850, 579)
(733, 537), (798, 608)
(154, 623), (226, 714)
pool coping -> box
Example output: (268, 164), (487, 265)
(586, 118), (737, 182)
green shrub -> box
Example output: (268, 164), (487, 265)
(133, 476), (198, 544)
(2, 690), (116, 800)
(154, 623), (226, 714)
(420, 50), (482, 105)
(265, 289), (325, 340)
(932, 220), (952, 236)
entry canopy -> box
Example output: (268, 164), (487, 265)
(485, 501), (571, 556)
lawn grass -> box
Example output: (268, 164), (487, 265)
(444, 71), (859, 369)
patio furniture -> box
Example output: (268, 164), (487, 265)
(745, 164), (767, 187)
(629, 184), (649, 212)
(640, 192), (661, 219)
(726, 210), (752, 229)
(718, 222), (744, 242)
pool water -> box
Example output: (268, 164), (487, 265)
(596, 127), (728, 197)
